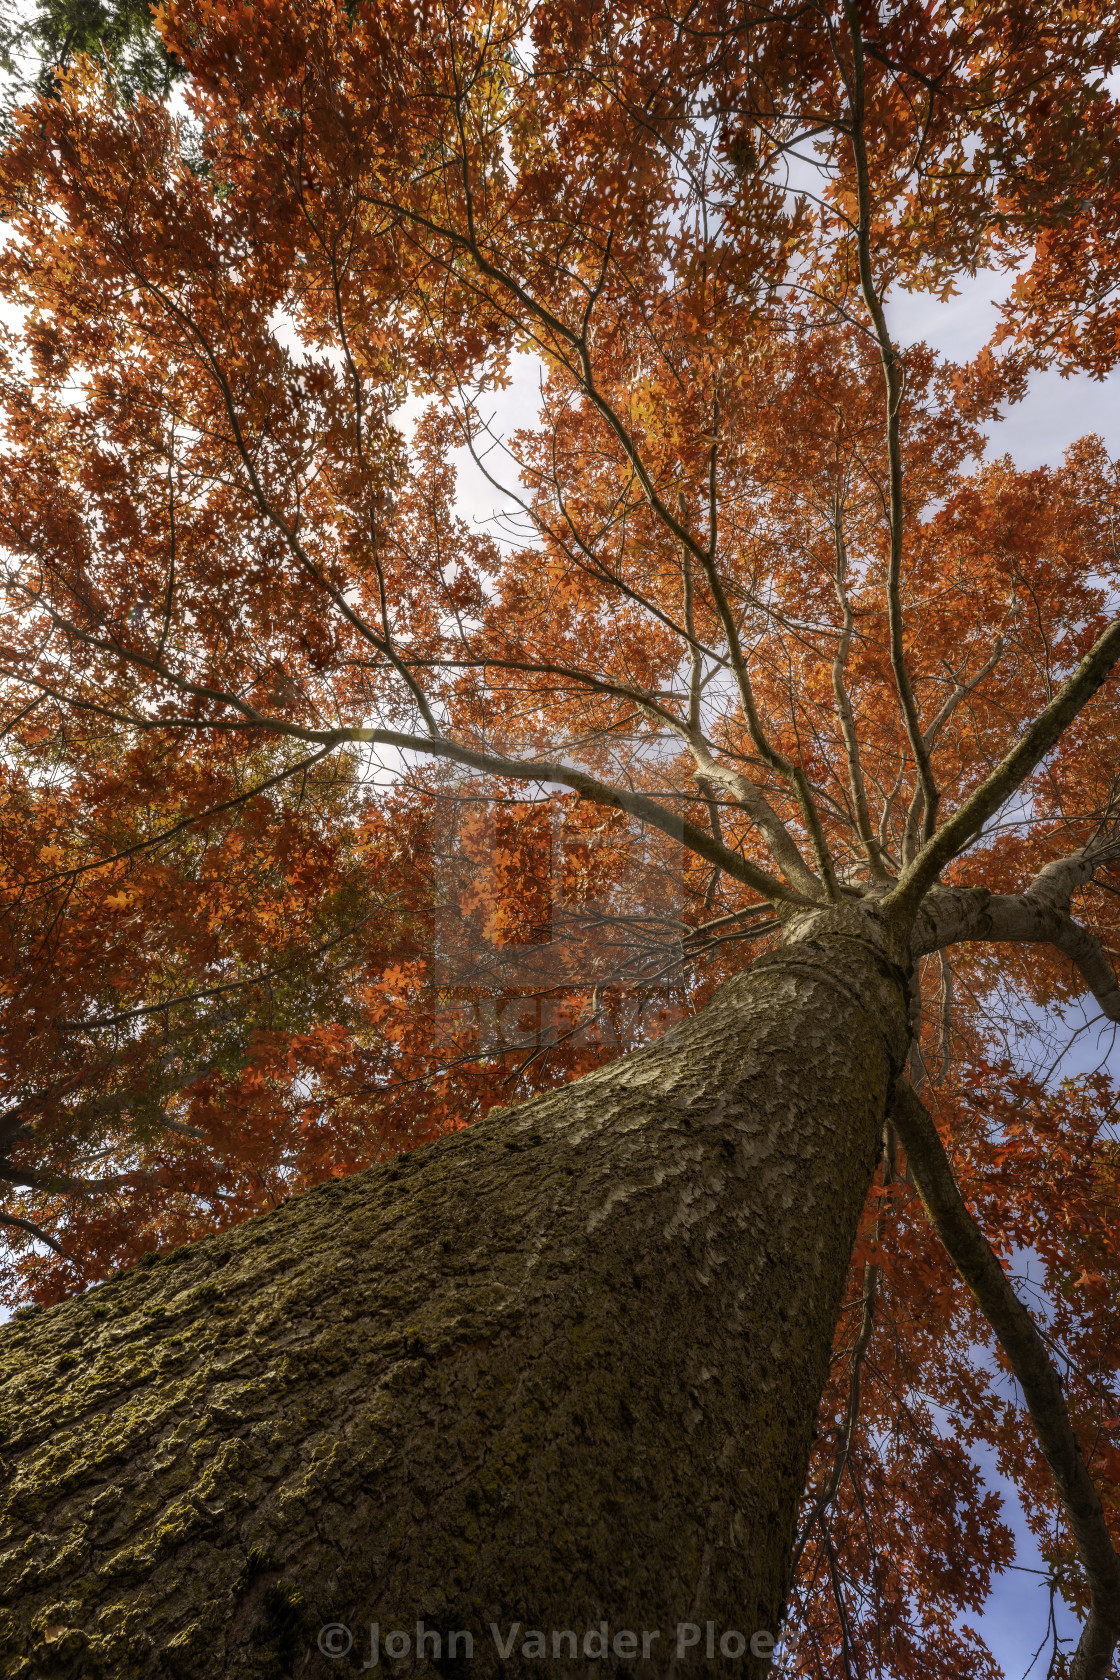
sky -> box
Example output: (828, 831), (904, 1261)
(891, 273), (1120, 467)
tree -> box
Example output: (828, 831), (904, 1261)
(0, 1), (1119, 1675)
(0, 0), (178, 129)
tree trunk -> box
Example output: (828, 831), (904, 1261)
(0, 913), (910, 1680)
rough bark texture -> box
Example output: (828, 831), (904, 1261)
(0, 918), (909, 1680)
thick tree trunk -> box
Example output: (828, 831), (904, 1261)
(0, 913), (909, 1679)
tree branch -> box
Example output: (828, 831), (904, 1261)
(841, 4), (939, 859)
(912, 842), (1120, 1025)
(888, 618), (1120, 923)
(0, 1207), (64, 1254)
(900, 639), (1006, 862)
(889, 1078), (1120, 1680)
(830, 496), (888, 880)
(365, 144), (839, 899)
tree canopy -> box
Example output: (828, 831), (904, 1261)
(1, 1), (1119, 1674)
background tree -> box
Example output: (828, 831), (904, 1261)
(1, 2), (1120, 1676)
(0, 0), (177, 126)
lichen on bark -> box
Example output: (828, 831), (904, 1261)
(0, 919), (910, 1679)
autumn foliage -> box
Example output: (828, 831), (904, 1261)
(1, 0), (1120, 1672)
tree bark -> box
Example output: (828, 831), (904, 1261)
(0, 914), (910, 1679)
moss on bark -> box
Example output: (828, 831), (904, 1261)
(0, 919), (909, 1679)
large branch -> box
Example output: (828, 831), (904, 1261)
(413, 652), (824, 896)
(74, 670), (810, 910)
(0, 1208), (63, 1254)
(890, 1079), (1120, 1680)
(336, 725), (809, 907)
(888, 618), (1120, 923)
(912, 843), (1120, 1025)
(1, 598), (810, 908)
